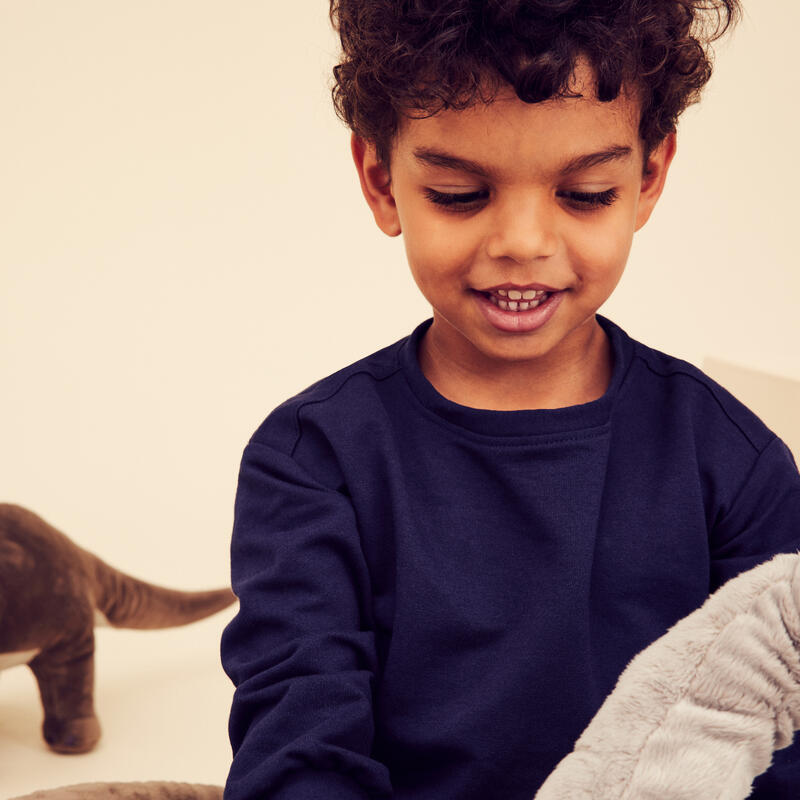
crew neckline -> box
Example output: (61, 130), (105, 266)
(398, 314), (633, 438)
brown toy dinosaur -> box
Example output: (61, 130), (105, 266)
(9, 782), (224, 800)
(0, 503), (236, 755)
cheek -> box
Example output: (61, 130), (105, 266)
(402, 215), (475, 281)
(566, 209), (636, 281)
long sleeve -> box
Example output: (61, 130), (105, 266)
(709, 435), (800, 797)
(221, 439), (393, 800)
(710, 436), (800, 589)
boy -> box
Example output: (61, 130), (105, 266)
(221, 1), (800, 798)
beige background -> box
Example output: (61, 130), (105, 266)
(1, 2), (798, 796)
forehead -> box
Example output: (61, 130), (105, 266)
(392, 69), (642, 178)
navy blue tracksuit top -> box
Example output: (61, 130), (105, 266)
(221, 315), (800, 799)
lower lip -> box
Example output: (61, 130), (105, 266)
(473, 290), (564, 333)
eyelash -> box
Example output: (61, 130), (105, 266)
(422, 187), (620, 213)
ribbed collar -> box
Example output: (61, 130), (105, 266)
(398, 314), (633, 438)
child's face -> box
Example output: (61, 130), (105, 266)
(353, 63), (675, 373)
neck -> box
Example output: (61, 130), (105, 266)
(418, 316), (612, 411)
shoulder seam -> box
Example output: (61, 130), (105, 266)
(289, 364), (403, 457)
(632, 349), (764, 454)
(713, 434), (783, 545)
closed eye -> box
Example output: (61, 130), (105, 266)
(423, 187), (489, 211)
(423, 186), (620, 213)
(558, 188), (619, 210)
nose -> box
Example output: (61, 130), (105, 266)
(485, 192), (559, 264)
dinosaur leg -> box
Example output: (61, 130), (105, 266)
(28, 630), (101, 754)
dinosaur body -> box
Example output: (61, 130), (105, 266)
(0, 503), (236, 754)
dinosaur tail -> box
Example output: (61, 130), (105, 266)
(86, 551), (236, 630)
(9, 781), (224, 800)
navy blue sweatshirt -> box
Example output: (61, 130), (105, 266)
(221, 316), (800, 799)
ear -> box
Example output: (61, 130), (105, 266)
(634, 132), (677, 231)
(351, 134), (402, 237)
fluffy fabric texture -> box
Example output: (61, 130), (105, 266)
(535, 552), (800, 799)
(8, 782), (223, 800)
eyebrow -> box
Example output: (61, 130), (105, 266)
(560, 145), (634, 175)
(412, 144), (633, 179)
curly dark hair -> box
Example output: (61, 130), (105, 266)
(329, 0), (741, 167)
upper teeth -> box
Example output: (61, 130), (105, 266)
(489, 294), (548, 312)
(496, 288), (545, 300)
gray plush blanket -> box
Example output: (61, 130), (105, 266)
(535, 552), (800, 799)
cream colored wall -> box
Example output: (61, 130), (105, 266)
(0, 2), (797, 795)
